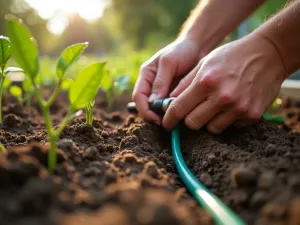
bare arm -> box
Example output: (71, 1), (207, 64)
(180, 0), (266, 54)
(254, 0), (300, 75)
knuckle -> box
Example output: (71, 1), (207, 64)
(234, 103), (249, 115)
(196, 70), (221, 90)
(184, 116), (200, 130)
(152, 77), (165, 91)
(160, 55), (172, 65)
(217, 92), (235, 106)
(167, 103), (181, 120)
(247, 110), (262, 120)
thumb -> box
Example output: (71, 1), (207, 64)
(148, 56), (176, 102)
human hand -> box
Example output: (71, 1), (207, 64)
(132, 37), (205, 125)
(163, 33), (287, 133)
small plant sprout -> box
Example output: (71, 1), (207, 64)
(102, 69), (130, 109)
(0, 36), (23, 123)
(85, 100), (95, 125)
(7, 16), (106, 173)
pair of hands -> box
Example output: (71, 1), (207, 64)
(132, 33), (286, 134)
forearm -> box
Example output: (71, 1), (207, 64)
(180, 0), (266, 54)
(254, 0), (300, 76)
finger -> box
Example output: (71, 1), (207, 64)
(183, 98), (220, 130)
(170, 60), (203, 97)
(132, 63), (161, 123)
(162, 75), (210, 130)
(206, 110), (238, 134)
(148, 56), (176, 102)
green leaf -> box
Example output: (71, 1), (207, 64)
(10, 85), (22, 99)
(22, 76), (33, 93)
(61, 78), (74, 90)
(101, 70), (113, 91)
(4, 67), (23, 74)
(69, 61), (106, 110)
(6, 16), (39, 80)
(56, 43), (88, 80)
(3, 77), (11, 90)
(0, 36), (11, 71)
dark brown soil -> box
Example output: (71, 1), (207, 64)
(0, 91), (300, 225)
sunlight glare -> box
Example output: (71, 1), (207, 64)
(24, 0), (109, 34)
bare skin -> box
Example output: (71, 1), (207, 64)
(133, 0), (300, 133)
(132, 0), (266, 125)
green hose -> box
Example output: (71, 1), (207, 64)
(171, 126), (246, 225)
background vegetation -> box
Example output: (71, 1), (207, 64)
(0, 0), (289, 83)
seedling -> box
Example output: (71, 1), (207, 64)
(7, 16), (106, 173)
(102, 69), (129, 109)
(0, 36), (23, 124)
(85, 100), (95, 125)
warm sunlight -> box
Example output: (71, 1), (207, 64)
(24, 0), (109, 35)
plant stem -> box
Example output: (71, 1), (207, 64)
(0, 74), (5, 124)
(48, 134), (57, 173)
(0, 142), (7, 154)
(46, 80), (62, 108)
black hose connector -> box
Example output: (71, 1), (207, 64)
(127, 97), (175, 115)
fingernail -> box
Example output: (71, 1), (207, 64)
(148, 93), (157, 103)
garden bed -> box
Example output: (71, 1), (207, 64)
(0, 92), (300, 225)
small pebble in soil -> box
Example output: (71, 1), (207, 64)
(3, 114), (21, 126)
(232, 167), (257, 187)
(231, 189), (249, 205)
(101, 131), (109, 138)
(207, 153), (217, 166)
(258, 171), (275, 190)
(82, 146), (98, 160)
(250, 191), (269, 208)
(199, 173), (213, 188)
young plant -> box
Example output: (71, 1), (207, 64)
(0, 36), (23, 123)
(7, 16), (106, 173)
(85, 100), (95, 125)
(102, 69), (129, 109)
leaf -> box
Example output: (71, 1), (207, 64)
(56, 43), (88, 80)
(6, 15), (39, 80)
(61, 78), (74, 90)
(10, 85), (22, 99)
(69, 61), (106, 110)
(0, 36), (11, 71)
(3, 77), (11, 90)
(101, 70), (113, 91)
(4, 67), (23, 74)
(22, 76), (33, 93)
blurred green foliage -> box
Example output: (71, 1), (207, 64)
(0, 0), (289, 93)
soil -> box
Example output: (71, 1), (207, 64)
(0, 91), (300, 225)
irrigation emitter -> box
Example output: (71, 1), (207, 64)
(127, 98), (246, 225)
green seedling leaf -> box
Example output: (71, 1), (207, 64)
(7, 15), (39, 80)
(4, 67), (23, 74)
(22, 76), (33, 92)
(57, 43), (88, 80)
(0, 36), (11, 71)
(3, 77), (11, 89)
(61, 78), (74, 91)
(101, 70), (113, 91)
(69, 61), (106, 110)
(10, 85), (22, 99)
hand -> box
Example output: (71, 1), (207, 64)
(132, 37), (205, 125)
(163, 33), (287, 133)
